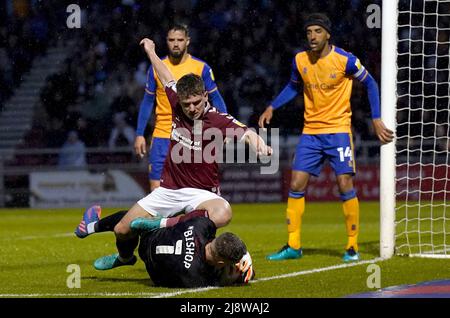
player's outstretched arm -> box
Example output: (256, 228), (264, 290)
(140, 38), (175, 87)
(372, 118), (394, 144)
(242, 129), (273, 157)
(357, 71), (394, 144)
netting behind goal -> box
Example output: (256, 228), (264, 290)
(395, 0), (450, 257)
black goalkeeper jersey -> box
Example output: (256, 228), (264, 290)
(138, 217), (222, 288)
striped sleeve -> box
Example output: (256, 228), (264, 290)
(345, 53), (368, 81)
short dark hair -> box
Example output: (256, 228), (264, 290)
(168, 23), (189, 37)
(213, 232), (247, 263)
(177, 73), (205, 100)
(304, 13), (332, 34)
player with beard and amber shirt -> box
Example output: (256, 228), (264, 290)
(134, 24), (227, 192)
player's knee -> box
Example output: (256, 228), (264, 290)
(337, 175), (354, 192)
(290, 171), (309, 191)
(290, 178), (307, 192)
(209, 202), (232, 228)
(114, 221), (131, 238)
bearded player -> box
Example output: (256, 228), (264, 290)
(135, 24), (227, 191)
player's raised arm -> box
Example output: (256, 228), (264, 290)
(140, 38), (175, 87)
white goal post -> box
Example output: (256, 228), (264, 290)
(380, 0), (450, 259)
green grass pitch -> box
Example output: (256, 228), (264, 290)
(1, 202), (449, 298)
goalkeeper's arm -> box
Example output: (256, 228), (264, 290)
(140, 38), (175, 87)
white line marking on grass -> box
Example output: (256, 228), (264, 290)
(0, 232), (109, 241)
(0, 257), (386, 298)
(19, 233), (74, 240)
(151, 286), (220, 298)
(253, 257), (385, 283)
(0, 292), (158, 298)
(149, 257), (386, 298)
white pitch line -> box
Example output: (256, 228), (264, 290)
(18, 233), (75, 240)
(151, 286), (220, 298)
(149, 257), (385, 298)
(1, 232), (109, 241)
(253, 257), (385, 283)
(0, 292), (158, 298)
(0, 257), (386, 298)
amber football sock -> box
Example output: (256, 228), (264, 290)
(286, 191), (305, 250)
(341, 189), (359, 251)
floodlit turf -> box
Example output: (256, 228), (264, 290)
(1, 202), (449, 298)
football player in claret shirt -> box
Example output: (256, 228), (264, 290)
(259, 13), (394, 262)
(134, 24), (227, 192)
(75, 38), (271, 273)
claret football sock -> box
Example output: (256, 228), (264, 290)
(164, 209), (209, 228)
(130, 209), (209, 234)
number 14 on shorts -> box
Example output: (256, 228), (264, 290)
(337, 146), (353, 162)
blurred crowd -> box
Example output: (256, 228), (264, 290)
(0, 0), (62, 111)
(3, 0), (384, 156)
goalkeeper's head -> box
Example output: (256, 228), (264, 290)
(212, 232), (247, 264)
(304, 13), (332, 52)
(210, 232), (247, 268)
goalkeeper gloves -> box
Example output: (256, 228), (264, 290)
(236, 251), (255, 283)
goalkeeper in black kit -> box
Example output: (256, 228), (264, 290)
(138, 216), (254, 287)
(76, 206), (254, 288)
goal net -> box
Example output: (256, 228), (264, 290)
(383, 0), (450, 258)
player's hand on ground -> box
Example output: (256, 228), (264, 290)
(372, 119), (394, 144)
(139, 38), (156, 54)
(258, 106), (274, 130)
(134, 136), (147, 159)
